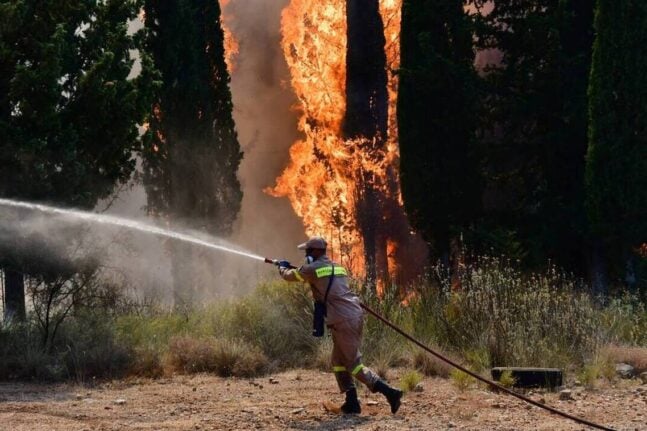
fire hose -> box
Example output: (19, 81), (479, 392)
(264, 258), (615, 431)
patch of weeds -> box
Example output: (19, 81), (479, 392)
(497, 370), (516, 388)
(413, 350), (452, 378)
(450, 369), (476, 391)
(399, 370), (423, 393)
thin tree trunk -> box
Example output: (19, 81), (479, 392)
(590, 238), (608, 298)
(3, 269), (26, 322)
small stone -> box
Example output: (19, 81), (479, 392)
(413, 383), (424, 392)
(114, 399), (127, 405)
(559, 390), (574, 401)
(366, 400), (378, 406)
(574, 380), (582, 386)
(447, 422), (456, 428)
(639, 372), (647, 384)
(291, 408), (305, 414)
(75, 394), (83, 400)
(616, 363), (635, 379)
(269, 378), (279, 385)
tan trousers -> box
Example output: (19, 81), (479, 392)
(329, 317), (380, 393)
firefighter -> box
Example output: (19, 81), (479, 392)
(278, 236), (403, 414)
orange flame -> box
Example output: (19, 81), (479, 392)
(219, 0), (239, 73)
(266, 0), (403, 277)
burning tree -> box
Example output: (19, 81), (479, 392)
(142, 0), (242, 307)
(267, 0), (425, 288)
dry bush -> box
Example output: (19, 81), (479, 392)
(165, 336), (268, 377)
(127, 347), (164, 378)
(311, 338), (333, 371)
(413, 350), (452, 378)
(602, 345), (647, 373)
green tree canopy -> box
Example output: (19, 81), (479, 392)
(0, 0), (157, 207)
(397, 0), (481, 260)
(472, 0), (593, 271)
(142, 0), (242, 235)
(586, 0), (647, 289)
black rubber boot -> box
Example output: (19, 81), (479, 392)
(340, 388), (361, 414)
(374, 380), (403, 414)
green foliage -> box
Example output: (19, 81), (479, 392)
(586, 0), (647, 287)
(470, 0), (594, 272)
(497, 370), (516, 388)
(0, 0), (157, 207)
(0, 312), (130, 382)
(398, 0), (481, 258)
(0, 262), (645, 382)
(450, 369), (475, 391)
(399, 370), (423, 393)
(142, 0), (242, 234)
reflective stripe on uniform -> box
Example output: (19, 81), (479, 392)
(351, 364), (364, 376)
(294, 271), (304, 282)
(315, 266), (348, 278)
(333, 366), (347, 372)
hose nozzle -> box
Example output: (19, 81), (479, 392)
(264, 258), (279, 266)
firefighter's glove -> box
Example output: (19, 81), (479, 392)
(277, 260), (292, 269)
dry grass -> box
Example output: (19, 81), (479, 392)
(602, 345), (647, 373)
(165, 336), (268, 377)
(413, 350), (452, 378)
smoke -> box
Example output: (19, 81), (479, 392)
(0, 199), (274, 306)
(222, 0), (306, 264)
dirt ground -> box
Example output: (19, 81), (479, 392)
(0, 369), (644, 431)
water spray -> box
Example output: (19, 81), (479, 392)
(0, 198), (266, 263)
(0, 198), (614, 430)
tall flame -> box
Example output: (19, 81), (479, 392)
(266, 0), (403, 277)
(219, 0), (239, 72)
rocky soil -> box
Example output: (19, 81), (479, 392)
(0, 369), (645, 430)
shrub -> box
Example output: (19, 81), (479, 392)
(411, 257), (605, 369)
(497, 370), (516, 388)
(450, 369), (476, 391)
(165, 336), (268, 377)
(413, 350), (452, 378)
(602, 345), (647, 374)
(399, 370), (422, 392)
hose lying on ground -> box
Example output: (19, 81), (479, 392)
(360, 302), (615, 431)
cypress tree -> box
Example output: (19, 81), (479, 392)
(142, 0), (242, 306)
(343, 0), (389, 285)
(397, 0), (480, 262)
(472, 0), (593, 271)
(586, 0), (647, 293)
(0, 0), (156, 321)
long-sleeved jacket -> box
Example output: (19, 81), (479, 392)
(280, 255), (363, 325)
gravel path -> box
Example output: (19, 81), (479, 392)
(0, 369), (644, 430)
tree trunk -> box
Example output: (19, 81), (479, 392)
(344, 0), (388, 289)
(3, 269), (26, 322)
(590, 239), (608, 298)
